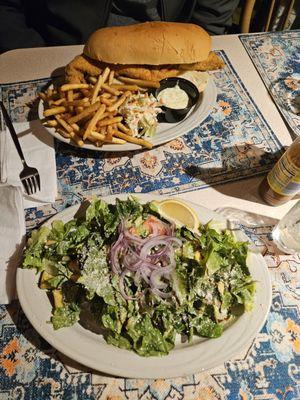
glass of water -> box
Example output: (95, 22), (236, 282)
(272, 200), (300, 254)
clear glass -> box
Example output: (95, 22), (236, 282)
(272, 200), (300, 254)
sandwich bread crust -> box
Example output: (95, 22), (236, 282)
(84, 21), (211, 65)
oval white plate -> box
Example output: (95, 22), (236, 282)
(17, 194), (272, 378)
(38, 79), (217, 151)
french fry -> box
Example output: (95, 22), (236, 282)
(117, 122), (133, 135)
(55, 116), (74, 133)
(81, 88), (91, 98)
(69, 131), (84, 146)
(91, 75), (103, 105)
(101, 83), (120, 96)
(43, 119), (58, 127)
(90, 131), (126, 144)
(106, 125), (114, 141)
(95, 112), (110, 127)
(100, 97), (114, 106)
(111, 84), (140, 91)
(83, 104), (106, 140)
(60, 113), (72, 121)
(98, 116), (123, 127)
(108, 70), (115, 85)
(38, 92), (47, 101)
(65, 98), (90, 107)
(68, 101), (101, 124)
(58, 88), (66, 99)
(60, 83), (90, 91)
(88, 76), (97, 84)
(50, 98), (66, 106)
(73, 92), (83, 100)
(101, 93), (111, 99)
(117, 76), (160, 88)
(57, 128), (71, 139)
(67, 90), (74, 112)
(101, 67), (111, 84)
(86, 134), (98, 143)
(113, 130), (153, 149)
(91, 67), (110, 104)
(43, 106), (66, 117)
(76, 106), (84, 113)
(107, 93), (128, 112)
(71, 123), (80, 132)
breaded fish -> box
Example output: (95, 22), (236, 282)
(65, 52), (224, 84)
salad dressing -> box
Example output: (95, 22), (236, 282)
(157, 84), (189, 109)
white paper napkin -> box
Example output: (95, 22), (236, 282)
(0, 120), (57, 208)
(0, 184), (26, 304)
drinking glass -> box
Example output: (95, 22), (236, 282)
(272, 200), (300, 254)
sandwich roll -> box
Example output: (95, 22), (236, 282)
(66, 22), (224, 84)
(84, 22), (211, 65)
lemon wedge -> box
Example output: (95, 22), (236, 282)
(154, 199), (199, 231)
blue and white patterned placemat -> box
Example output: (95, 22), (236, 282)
(1, 222), (299, 400)
(0, 50), (283, 228)
(240, 30), (300, 136)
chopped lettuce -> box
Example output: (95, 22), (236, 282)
(51, 303), (81, 330)
(77, 246), (113, 302)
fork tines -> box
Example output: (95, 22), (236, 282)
(21, 172), (41, 196)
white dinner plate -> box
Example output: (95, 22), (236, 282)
(38, 78), (217, 151)
(17, 194), (272, 379)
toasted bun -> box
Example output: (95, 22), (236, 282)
(84, 22), (211, 65)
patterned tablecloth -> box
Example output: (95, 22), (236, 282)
(0, 218), (299, 400)
(0, 48), (299, 399)
(240, 30), (300, 136)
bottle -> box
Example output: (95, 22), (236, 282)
(259, 137), (300, 206)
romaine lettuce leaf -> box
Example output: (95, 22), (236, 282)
(126, 313), (174, 356)
(191, 315), (223, 338)
(78, 246), (115, 303)
(51, 303), (80, 330)
(22, 226), (50, 271)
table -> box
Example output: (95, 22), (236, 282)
(1, 33), (299, 399)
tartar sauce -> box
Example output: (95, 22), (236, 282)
(157, 84), (189, 109)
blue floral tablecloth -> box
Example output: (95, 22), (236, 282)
(240, 30), (300, 136)
(1, 48), (299, 399)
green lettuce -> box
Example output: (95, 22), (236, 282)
(51, 303), (81, 330)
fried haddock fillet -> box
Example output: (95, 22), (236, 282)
(65, 55), (102, 83)
(179, 52), (225, 71)
(65, 52), (224, 83)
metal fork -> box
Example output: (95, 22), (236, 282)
(0, 101), (41, 195)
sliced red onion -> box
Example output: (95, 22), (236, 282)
(140, 235), (171, 259)
(123, 229), (145, 244)
(140, 266), (151, 284)
(109, 219), (183, 301)
(110, 233), (124, 274)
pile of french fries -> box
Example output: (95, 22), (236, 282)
(40, 67), (161, 149)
